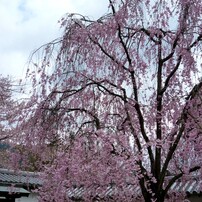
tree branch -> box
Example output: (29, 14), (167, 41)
(163, 166), (200, 197)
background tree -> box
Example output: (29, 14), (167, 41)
(18, 0), (202, 201)
(0, 75), (20, 168)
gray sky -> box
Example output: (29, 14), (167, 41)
(0, 0), (108, 79)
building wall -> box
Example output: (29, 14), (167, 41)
(15, 193), (38, 202)
(13, 192), (202, 202)
(188, 195), (202, 202)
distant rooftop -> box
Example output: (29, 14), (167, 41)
(0, 168), (42, 187)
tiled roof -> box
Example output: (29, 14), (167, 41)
(67, 178), (202, 199)
(0, 168), (201, 198)
(171, 178), (202, 194)
(0, 168), (41, 187)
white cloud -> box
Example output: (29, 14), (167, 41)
(0, 0), (108, 79)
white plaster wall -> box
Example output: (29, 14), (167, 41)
(15, 193), (38, 202)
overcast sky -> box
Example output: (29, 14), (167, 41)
(0, 0), (108, 79)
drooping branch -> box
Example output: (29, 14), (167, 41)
(160, 56), (182, 95)
(159, 81), (202, 193)
(130, 71), (155, 171)
(155, 39), (163, 179)
(158, 123), (185, 194)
